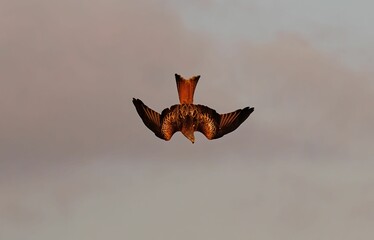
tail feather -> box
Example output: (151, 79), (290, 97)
(175, 74), (200, 104)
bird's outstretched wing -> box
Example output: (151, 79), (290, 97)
(132, 98), (166, 140)
(196, 105), (220, 140)
(197, 105), (254, 139)
(216, 107), (254, 139)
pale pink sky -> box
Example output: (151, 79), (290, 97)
(1, 0), (373, 239)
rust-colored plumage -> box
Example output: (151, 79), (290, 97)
(133, 74), (254, 143)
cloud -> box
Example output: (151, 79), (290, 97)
(0, 0), (211, 165)
(1, 1), (374, 239)
(1, 0), (373, 167)
(1, 1), (373, 168)
(232, 32), (373, 159)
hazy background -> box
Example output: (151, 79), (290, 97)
(1, 0), (374, 239)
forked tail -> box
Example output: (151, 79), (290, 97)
(175, 74), (200, 104)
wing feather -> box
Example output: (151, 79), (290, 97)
(196, 105), (220, 140)
(160, 106), (180, 140)
(196, 105), (254, 139)
(132, 98), (165, 140)
(216, 107), (254, 139)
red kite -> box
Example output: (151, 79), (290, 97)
(133, 74), (254, 143)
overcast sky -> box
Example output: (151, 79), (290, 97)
(1, 0), (374, 239)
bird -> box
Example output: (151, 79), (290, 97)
(132, 74), (254, 143)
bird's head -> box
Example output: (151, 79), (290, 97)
(181, 117), (198, 144)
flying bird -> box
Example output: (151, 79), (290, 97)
(133, 74), (254, 143)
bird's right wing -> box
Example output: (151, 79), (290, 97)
(132, 98), (166, 140)
(216, 107), (254, 139)
(196, 105), (220, 140)
(197, 105), (254, 140)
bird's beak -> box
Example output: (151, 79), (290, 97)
(182, 131), (195, 144)
(187, 134), (195, 144)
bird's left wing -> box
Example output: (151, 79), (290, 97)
(196, 105), (254, 140)
(216, 107), (254, 139)
(196, 105), (220, 140)
(132, 98), (166, 140)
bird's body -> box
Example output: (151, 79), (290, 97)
(133, 74), (254, 143)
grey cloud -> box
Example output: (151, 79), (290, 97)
(1, 1), (373, 171)
(1, 1), (373, 168)
(232, 33), (374, 159)
(1, 1), (374, 239)
(0, 0), (211, 165)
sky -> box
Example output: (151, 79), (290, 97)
(1, 0), (374, 239)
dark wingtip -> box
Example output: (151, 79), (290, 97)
(243, 106), (254, 112)
(132, 98), (144, 108)
(175, 73), (181, 79)
(241, 106), (254, 120)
